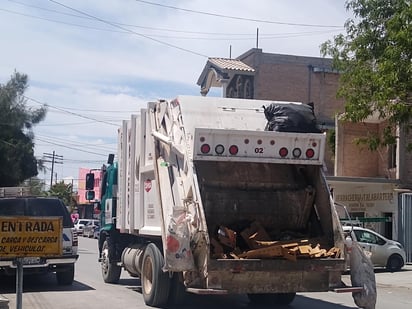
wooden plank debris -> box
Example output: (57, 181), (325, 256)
(211, 223), (341, 261)
(240, 221), (271, 249)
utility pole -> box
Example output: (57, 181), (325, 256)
(43, 151), (63, 189)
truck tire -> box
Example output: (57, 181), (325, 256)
(56, 264), (75, 285)
(386, 254), (404, 272)
(101, 239), (122, 283)
(248, 292), (296, 305)
(141, 243), (171, 307)
(168, 272), (187, 305)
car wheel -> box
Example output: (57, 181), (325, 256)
(101, 238), (121, 283)
(56, 264), (75, 285)
(141, 243), (171, 307)
(386, 254), (404, 272)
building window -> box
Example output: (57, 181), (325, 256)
(388, 144), (397, 169)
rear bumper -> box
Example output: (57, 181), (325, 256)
(205, 258), (346, 294)
(0, 255), (79, 269)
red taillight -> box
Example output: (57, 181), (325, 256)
(279, 147), (288, 157)
(292, 148), (302, 158)
(306, 148), (315, 158)
(229, 145), (238, 155)
(201, 144), (210, 154)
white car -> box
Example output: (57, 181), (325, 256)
(83, 220), (99, 238)
(74, 219), (94, 236)
(343, 226), (406, 272)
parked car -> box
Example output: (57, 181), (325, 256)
(0, 197), (79, 285)
(83, 220), (99, 238)
(73, 218), (94, 236)
(343, 226), (406, 272)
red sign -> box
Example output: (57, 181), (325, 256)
(144, 179), (152, 192)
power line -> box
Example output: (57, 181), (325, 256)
(135, 0), (344, 28)
(36, 134), (115, 152)
(23, 95), (119, 126)
(47, 0), (208, 58)
(63, 158), (107, 164)
(35, 137), (108, 157)
(35, 121), (93, 127)
(6, 0), (344, 35)
(31, 108), (127, 123)
(45, 106), (137, 113)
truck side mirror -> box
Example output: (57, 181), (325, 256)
(86, 173), (95, 190)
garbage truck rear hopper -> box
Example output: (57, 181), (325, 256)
(92, 95), (365, 307)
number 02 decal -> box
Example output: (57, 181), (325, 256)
(254, 147), (264, 153)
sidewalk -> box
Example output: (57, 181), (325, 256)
(0, 295), (9, 309)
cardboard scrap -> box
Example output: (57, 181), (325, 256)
(217, 226), (236, 249)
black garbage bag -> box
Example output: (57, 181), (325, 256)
(263, 103), (321, 133)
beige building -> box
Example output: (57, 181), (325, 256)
(197, 48), (412, 262)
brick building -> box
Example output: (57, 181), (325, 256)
(197, 48), (412, 261)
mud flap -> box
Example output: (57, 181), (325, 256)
(349, 241), (377, 309)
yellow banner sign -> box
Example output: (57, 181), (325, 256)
(0, 216), (62, 257)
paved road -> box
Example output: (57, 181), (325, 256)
(1, 236), (412, 308)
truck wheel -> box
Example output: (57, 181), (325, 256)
(56, 264), (75, 285)
(101, 239), (121, 283)
(386, 254), (404, 272)
(248, 292), (296, 305)
(141, 243), (171, 307)
(168, 272), (187, 305)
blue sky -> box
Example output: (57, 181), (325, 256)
(0, 0), (352, 189)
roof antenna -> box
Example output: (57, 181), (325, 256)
(229, 45), (232, 59)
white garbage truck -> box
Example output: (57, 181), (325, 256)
(89, 95), (372, 308)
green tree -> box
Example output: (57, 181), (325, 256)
(48, 181), (77, 212)
(0, 72), (47, 186)
(321, 0), (412, 150)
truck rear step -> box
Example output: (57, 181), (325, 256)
(186, 288), (228, 295)
(333, 287), (364, 293)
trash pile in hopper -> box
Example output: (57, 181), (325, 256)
(210, 221), (341, 261)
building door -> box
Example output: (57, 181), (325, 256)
(399, 193), (412, 263)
